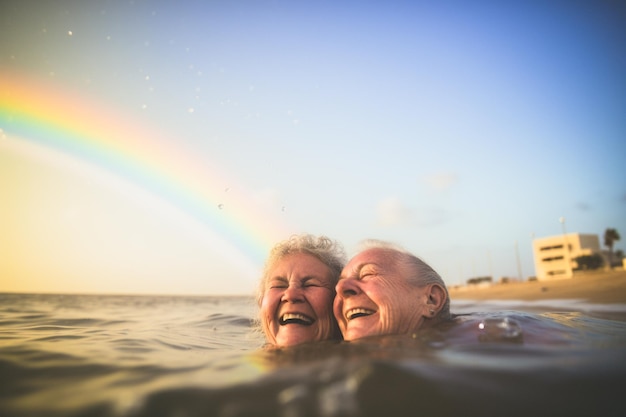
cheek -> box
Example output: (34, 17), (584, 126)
(310, 291), (335, 318)
(372, 283), (407, 318)
(333, 297), (343, 319)
(364, 282), (393, 306)
(260, 292), (278, 320)
(391, 287), (423, 317)
(259, 292), (283, 341)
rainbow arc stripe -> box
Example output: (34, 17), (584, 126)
(0, 73), (287, 265)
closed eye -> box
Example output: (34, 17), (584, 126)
(268, 278), (288, 289)
(356, 264), (378, 281)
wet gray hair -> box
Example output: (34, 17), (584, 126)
(356, 239), (451, 320)
(256, 234), (346, 306)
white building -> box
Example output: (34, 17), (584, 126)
(532, 233), (600, 280)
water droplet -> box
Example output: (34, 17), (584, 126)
(218, 204), (224, 210)
(478, 317), (523, 343)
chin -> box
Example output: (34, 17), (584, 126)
(349, 327), (379, 340)
(278, 332), (312, 346)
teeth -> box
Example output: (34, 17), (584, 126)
(346, 308), (375, 320)
(280, 313), (313, 325)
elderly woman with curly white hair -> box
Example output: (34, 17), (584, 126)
(256, 234), (346, 347)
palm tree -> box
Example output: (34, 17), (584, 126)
(603, 228), (621, 268)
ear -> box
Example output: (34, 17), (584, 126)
(422, 284), (447, 317)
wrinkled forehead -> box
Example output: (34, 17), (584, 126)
(341, 248), (401, 276)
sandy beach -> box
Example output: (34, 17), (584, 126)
(449, 269), (626, 304)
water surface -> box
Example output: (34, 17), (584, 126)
(1, 293), (625, 417)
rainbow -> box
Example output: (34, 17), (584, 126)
(0, 72), (289, 266)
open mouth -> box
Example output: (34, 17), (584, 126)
(279, 313), (314, 326)
(346, 308), (376, 321)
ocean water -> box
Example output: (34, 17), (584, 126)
(1, 293), (626, 417)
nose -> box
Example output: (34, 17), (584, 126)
(335, 278), (359, 298)
(281, 283), (304, 303)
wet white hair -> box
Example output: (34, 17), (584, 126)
(356, 239), (451, 319)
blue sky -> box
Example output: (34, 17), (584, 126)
(1, 0), (625, 294)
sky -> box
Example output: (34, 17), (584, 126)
(1, 0), (625, 295)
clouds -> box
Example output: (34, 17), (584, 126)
(376, 172), (459, 227)
(422, 172), (459, 192)
(376, 197), (412, 227)
(376, 197), (452, 229)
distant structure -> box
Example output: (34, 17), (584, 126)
(532, 233), (600, 280)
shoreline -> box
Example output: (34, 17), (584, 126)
(448, 269), (626, 304)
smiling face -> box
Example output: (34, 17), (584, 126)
(333, 248), (433, 341)
(260, 252), (339, 346)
